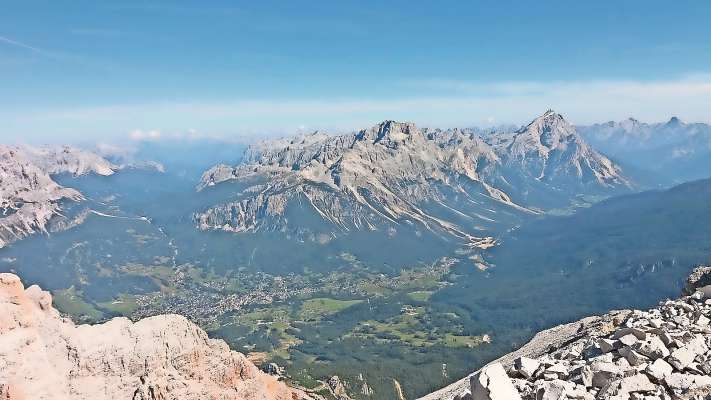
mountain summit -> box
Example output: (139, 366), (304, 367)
(504, 110), (627, 187)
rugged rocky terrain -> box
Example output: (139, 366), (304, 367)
(196, 111), (629, 245)
(0, 272), (313, 400)
(0, 145), (118, 248)
(422, 266), (711, 400)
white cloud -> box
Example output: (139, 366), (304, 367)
(129, 129), (162, 141)
(0, 35), (48, 54)
(125, 128), (246, 143)
(95, 142), (137, 159)
(4, 74), (711, 142)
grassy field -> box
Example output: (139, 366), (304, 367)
(96, 293), (139, 315)
(348, 305), (485, 348)
(407, 290), (434, 302)
(52, 286), (104, 321)
(299, 298), (364, 321)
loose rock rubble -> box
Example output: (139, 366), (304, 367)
(452, 267), (711, 400)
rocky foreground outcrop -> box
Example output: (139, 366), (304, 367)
(0, 273), (313, 400)
(422, 266), (711, 400)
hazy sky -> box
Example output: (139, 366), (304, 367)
(2, 0), (711, 143)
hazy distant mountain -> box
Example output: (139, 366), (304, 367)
(196, 111), (630, 245)
(578, 117), (711, 185)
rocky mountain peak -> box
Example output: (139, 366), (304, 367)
(514, 110), (577, 152)
(619, 117), (641, 130)
(22, 145), (117, 177)
(665, 116), (684, 128)
(0, 145), (149, 248)
(356, 120), (420, 145)
(498, 111), (628, 187)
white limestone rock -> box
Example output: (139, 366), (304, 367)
(470, 363), (522, 400)
(667, 347), (696, 371)
(645, 359), (673, 381)
(514, 357), (541, 379)
(634, 336), (670, 360)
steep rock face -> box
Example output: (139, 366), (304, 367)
(0, 273), (312, 400)
(421, 266), (711, 400)
(196, 111), (628, 245)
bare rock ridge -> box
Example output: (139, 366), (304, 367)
(196, 111), (629, 245)
(421, 266), (711, 400)
(0, 272), (313, 400)
(0, 145), (118, 248)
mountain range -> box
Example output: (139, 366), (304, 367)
(195, 111), (630, 249)
(2, 110), (711, 399)
(578, 116), (711, 185)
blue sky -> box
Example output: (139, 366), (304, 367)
(2, 0), (711, 143)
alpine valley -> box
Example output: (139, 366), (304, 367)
(2, 111), (711, 400)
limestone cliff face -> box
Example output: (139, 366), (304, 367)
(0, 273), (312, 400)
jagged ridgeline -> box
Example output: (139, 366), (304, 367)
(194, 111), (630, 264)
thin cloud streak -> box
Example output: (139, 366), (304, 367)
(0, 35), (56, 57)
(0, 34), (123, 72)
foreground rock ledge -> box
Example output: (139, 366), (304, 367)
(422, 266), (711, 400)
(0, 273), (313, 400)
